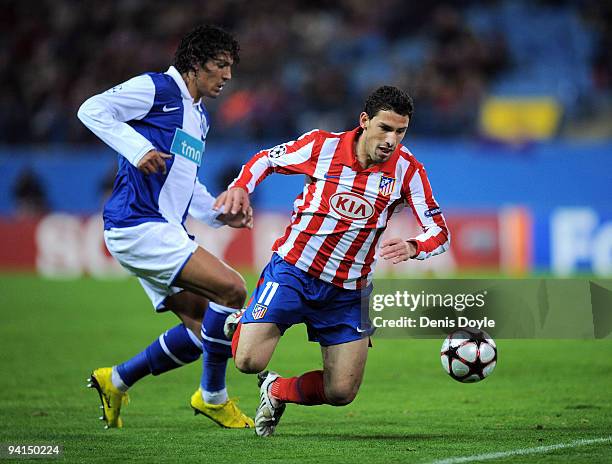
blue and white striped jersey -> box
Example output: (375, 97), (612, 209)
(78, 66), (221, 230)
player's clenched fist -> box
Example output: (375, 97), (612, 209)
(137, 149), (173, 175)
(379, 238), (418, 263)
(214, 187), (250, 216)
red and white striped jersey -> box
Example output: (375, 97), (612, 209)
(230, 127), (450, 290)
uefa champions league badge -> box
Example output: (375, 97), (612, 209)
(268, 143), (287, 158)
(170, 128), (204, 166)
(378, 176), (395, 196)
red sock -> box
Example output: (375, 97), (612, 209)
(270, 370), (327, 405)
(231, 322), (242, 358)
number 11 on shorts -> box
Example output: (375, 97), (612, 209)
(258, 282), (279, 306)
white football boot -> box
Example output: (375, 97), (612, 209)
(255, 371), (286, 437)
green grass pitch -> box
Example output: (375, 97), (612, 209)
(0, 275), (610, 463)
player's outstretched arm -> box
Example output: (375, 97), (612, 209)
(213, 129), (321, 215)
(220, 129), (322, 206)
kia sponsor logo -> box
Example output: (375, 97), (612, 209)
(329, 192), (374, 220)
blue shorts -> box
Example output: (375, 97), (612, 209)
(242, 253), (374, 346)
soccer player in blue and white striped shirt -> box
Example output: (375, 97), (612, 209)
(78, 25), (253, 429)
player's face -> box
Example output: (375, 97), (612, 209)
(360, 110), (409, 164)
(195, 52), (234, 99)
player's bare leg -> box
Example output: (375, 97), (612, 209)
(232, 322), (283, 435)
(321, 337), (369, 405)
(163, 290), (208, 335)
(174, 246), (247, 309)
(88, 276), (253, 430)
(234, 322), (281, 373)
(232, 320), (282, 436)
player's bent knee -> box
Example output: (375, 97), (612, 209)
(324, 383), (359, 406)
(234, 352), (265, 374)
(325, 390), (357, 406)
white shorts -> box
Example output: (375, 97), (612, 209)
(104, 221), (198, 310)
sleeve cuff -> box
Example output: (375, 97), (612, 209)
(407, 239), (422, 259)
(209, 213), (225, 229)
(229, 184), (249, 193)
(129, 144), (156, 167)
(200, 211), (225, 229)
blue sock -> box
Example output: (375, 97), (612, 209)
(116, 324), (202, 387)
(201, 350), (228, 394)
(200, 303), (233, 403)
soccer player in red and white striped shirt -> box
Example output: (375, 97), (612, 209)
(215, 86), (450, 436)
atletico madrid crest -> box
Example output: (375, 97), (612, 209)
(252, 303), (268, 320)
(378, 176), (396, 196)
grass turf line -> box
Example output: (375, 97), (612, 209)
(429, 437), (612, 464)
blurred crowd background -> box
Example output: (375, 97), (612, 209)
(1, 0), (611, 277)
(3, 0), (612, 144)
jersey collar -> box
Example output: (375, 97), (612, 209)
(338, 127), (398, 175)
(166, 66), (195, 101)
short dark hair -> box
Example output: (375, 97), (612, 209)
(174, 25), (240, 73)
(364, 86), (413, 119)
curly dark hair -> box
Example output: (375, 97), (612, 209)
(174, 25), (240, 73)
(364, 86), (414, 119)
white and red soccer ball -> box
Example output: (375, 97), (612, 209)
(440, 329), (497, 383)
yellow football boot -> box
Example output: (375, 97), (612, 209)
(190, 389), (254, 429)
(87, 367), (129, 429)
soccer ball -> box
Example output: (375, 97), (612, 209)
(440, 328), (497, 383)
